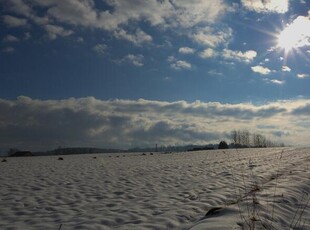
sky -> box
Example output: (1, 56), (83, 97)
(0, 0), (309, 151)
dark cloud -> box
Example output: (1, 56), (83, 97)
(291, 104), (310, 116)
(129, 121), (220, 145)
(0, 96), (305, 151)
(271, 131), (289, 138)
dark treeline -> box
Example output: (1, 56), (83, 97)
(6, 147), (124, 157)
(230, 129), (285, 148)
(46, 147), (124, 155)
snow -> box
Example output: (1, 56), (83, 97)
(0, 147), (309, 229)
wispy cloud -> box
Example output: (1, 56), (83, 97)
(199, 48), (217, 59)
(192, 26), (232, 48)
(167, 56), (177, 63)
(222, 49), (257, 63)
(92, 44), (107, 56)
(2, 35), (20, 42)
(44, 24), (74, 40)
(208, 70), (223, 76)
(4, 0), (33, 17)
(114, 29), (152, 45)
(3, 15), (28, 27)
(24, 32), (31, 40)
(297, 73), (309, 79)
(123, 54), (144, 67)
(2, 47), (15, 53)
(269, 79), (285, 85)
(241, 0), (289, 13)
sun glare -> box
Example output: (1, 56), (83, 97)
(277, 15), (310, 52)
(277, 29), (296, 51)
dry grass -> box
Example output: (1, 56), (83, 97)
(228, 149), (310, 230)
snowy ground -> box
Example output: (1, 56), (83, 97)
(0, 147), (309, 230)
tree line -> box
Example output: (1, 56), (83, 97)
(230, 129), (284, 148)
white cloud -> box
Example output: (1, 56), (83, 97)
(4, 0), (231, 34)
(208, 70), (223, 76)
(278, 14), (310, 48)
(179, 47), (195, 54)
(167, 56), (192, 70)
(170, 60), (192, 70)
(5, 0), (33, 17)
(114, 29), (152, 45)
(167, 0), (230, 28)
(192, 26), (232, 47)
(269, 79), (285, 85)
(2, 15), (28, 27)
(222, 49), (257, 63)
(46, 0), (97, 27)
(92, 44), (107, 56)
(98, 0), (171, 29)
(199, 48), (217, 59)
(167, 56), (177, 63)
(124, 54), (144, 67)
(98, 0), (230, 30)
(1, 0), (234, 45)
(4, 0), (50, 25)
(2, 35), (20, 42)
(44, 24), (74, 40)
(0, 96), (309, 150)
(297, 73), (309, 79)
(251, 65), (271, 75)
(282, 66), (291, 72)
(241, 0), (289, 13)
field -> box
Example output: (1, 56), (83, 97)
(1, 147), (309, 229)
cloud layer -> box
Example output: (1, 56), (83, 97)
(241, 0), (289, 13)
(1, 0), (230, 42)
(0, 96), (308, 151)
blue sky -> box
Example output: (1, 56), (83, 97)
(0, 0), (309, 151)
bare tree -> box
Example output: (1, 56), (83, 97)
(231, 130), (238, 145)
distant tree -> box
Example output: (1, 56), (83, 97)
(230, 129), (285, 148)
(218, 141), (229, 149)
(240, 130), (250, 147)
(7, 148), (19, 156)
(231, 130), (238, 145)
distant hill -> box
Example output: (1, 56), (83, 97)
(128, 144), (217, 153)
(33, 147), (125, 156)
(9, 151), (34, 157)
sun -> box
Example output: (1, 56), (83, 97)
(277, 15), (310, 52)
(277, 28), (296, 51)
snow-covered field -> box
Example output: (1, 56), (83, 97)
(1, 147), (309, 230)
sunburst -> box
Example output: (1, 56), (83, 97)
(277, 15), (310, 53)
